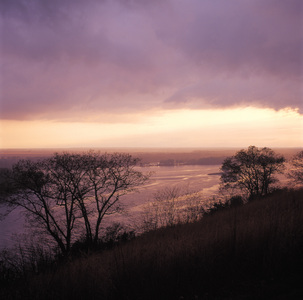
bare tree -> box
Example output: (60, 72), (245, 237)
(142, 186), (205, 230)
(5, 158), (79, 256)
(2, 152), (149, 255)
(220, 146), (285, 200)
(153, 186), (180, 227)
(288, 150), (303, 185)
(78, 152), (149, 244)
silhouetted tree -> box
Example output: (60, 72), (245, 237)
(78, 152), (149, 245)
(3, 158), (78, 255)
(2, 152), (149, 255)
(220, 146), (285, 200)
(288, 150), (303, 185)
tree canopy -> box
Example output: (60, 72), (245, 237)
(288, 150), (303, 185)
(220, 146), (285, 200)
(2, 152), (149, 255)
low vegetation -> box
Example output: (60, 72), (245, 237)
(1, 187), (302, 299)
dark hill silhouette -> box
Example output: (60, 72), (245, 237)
(1, 188), (303, 299)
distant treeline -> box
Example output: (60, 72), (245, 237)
(0, 156), (225, 169)
(158, 157), (226, 166)
(0, 157), (46, 168)
(0, 157), (21, 168)
(1, 147), (301, 168)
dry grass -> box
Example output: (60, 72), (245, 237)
(2, 188), (303, 299)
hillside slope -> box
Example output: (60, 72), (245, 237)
(2, 188), (303, 299)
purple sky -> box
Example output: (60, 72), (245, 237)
(0, 0), (302, 148)
(1, 0), (302, 119)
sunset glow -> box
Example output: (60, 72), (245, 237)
(0, 0), (302, 149)
(1, 108), (302, 149)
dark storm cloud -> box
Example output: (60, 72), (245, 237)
(1, 0), (302, 121)
(161, 0), (302, 110)
(165, 0), (302, 78)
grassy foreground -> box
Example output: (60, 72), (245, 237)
(2, 188), (303, 299)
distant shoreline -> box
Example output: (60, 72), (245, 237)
(0, 147), (301, 169)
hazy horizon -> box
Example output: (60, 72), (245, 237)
(1, 146), (301, 165)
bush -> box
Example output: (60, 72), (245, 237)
(70, 223), (136, 256)
(205, 195), (243, 215)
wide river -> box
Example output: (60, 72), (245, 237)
(0, 165), (221, 250)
